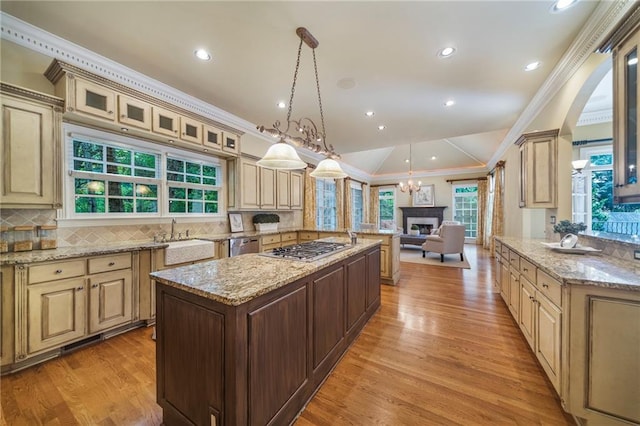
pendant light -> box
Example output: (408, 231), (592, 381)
(399, 144), (421, 195)
(257, 27), (347, 179)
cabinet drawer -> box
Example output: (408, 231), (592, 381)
(299, 231), (318, 241)
(519, 258), (536, 284)
(281, 232), (297, 243)
(261, 242), (280, 252)
(509, 250), (520, 269)
(536, 269), (562, 307)
(29, 259), (86, 284)
(500, 245), (509, 258)
(88, 253), (132, 274)
(261, 234), (281, 245)
(495, 241), (502, 253)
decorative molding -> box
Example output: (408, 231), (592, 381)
(598, 2), (640, 52)
(576, 109), (613, 126)
(0, 82), (64, 107)
(487, 0), (636, 169)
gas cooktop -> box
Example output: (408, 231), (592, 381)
(260, 241), (349, 262)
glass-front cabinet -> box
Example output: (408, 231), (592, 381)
(613, 22), (640, 203)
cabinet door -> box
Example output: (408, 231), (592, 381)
(0, 96), (58, 207)
(222, 133), (239, 154)
(152, 106), (180, 138)
(276, 170), (290, 209)
(260, 167), (276, 209)
(240, 159), (260, 209)
(290, 171), (304, 210)
(517, 130), (557, 208)
(88, 270), (132, 333)
(1, 266), (14, 366)
(346, 255), (367, 332)
(519, 277), (536, 349)
(179, 116), (203, 145)
(118, 94), (151, 130)
(613, 26), (640, 202)
(75, 79), (116, 121)
(28, 278), (86, 354)
(380, 246), (390, 279)
(365, 248), (381, 309)
(203, 124), (223, 151)
(536, 293), (561, 393)
(499, 260), (510, 305)
(508, 269), (520, 320)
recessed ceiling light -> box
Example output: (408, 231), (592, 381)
(550, 0), (578, 13)
(431, 156), (437, 160)
(525, 61), (541, 71)
(365, 111), (375, 117)
(378, 125), (386, 130)
(277, 101), (286, 108)
(405, 159), (410, 163)
(437, 47), (456, 58)
(194, 49), (211, 61)
(444, 100), (455, 107)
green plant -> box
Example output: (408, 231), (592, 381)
(410, 224), (419, 230)
(252, 213), (280, 224)
(553, 220), (586, 234)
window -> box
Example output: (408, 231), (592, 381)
(572, 145), (640, 235)
(378, 188), (396, 230)
(351, 183), (363, 230)
(316, 179), (337, 230)
(65, 127), (223, 219)
(452, 183), (478, 240)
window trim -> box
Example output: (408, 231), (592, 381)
(378, 186), (397, 230)
(451, 183), (478, 241)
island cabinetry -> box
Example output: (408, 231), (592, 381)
(154, 245), (381, 426)
(516, 129), (558, 208)
(6, 252), (136, 371)
(567, 286), (640, 425)
(344, 233), (400, 286)
(0, 83), (64, 209)
(612, 21), (640, 203)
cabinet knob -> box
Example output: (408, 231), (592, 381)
(529, 296), (534, 300)
(542, 284), (549, 289)
(121, 114), (127, 118)
(523, 267), (528, 272)
(76, 286), (84, 291)
(108, 110), (113, 114)
(55, 269), (63, 274)
(108, 262), (115, 266)
(91, 284), (99, 288)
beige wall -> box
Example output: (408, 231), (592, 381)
(1, 40), (54, 93)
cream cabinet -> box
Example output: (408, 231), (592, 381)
(240, 158), (261, 209)
(222, 133), (240, 155)
(516, 129), (558, 208)
(290, 171), (304, 209)
(203, 124), (224, 151)
(1, 266), (14, 367)
(118, 94), (151, 130)
(260, 234), (281, 252)
(612, 22), (640, 203)
(0, 84), (64, 209)
(152, 106), (180, 138)
(276, 170), (291, 209)
(9, 252), (135, 370)
(260, 167), (277, 209)
(236, 157), (304, 211)
(535, 291), (561, 391)
(179, 116), (203, 145)
(74, 79), (116, 121)
(508, 267), (520, 320)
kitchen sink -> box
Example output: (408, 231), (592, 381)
(164, 239), (215, 266)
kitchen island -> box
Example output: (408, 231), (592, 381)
(150, 238), (381, 426)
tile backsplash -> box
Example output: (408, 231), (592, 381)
(1, 209), (302, 248)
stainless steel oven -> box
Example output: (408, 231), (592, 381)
(229, 237), (259, 257)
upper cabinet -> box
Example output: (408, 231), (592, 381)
(44, 59), (241, 157)
(0, 83), (64, 209)
(613, 21), (640, 203)
(516, 129), (558, 209)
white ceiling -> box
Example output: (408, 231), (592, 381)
(0, 1), (610, 179)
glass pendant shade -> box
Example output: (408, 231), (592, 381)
(257, 141), (307, 170)
(310, 158), (347, 179)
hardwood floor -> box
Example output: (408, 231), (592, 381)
(1, 246), (573, 425)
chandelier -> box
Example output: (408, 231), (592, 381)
(257, 27), (347, 179)
(399, 144), (421, 195)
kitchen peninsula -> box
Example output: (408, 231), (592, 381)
(150, 238), (381, 425)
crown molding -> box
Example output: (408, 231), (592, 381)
(0, 12), (266, 140)
(576, 109), (613, 126)
(370, 166), (489, 185)
(487, 0), (636, 169)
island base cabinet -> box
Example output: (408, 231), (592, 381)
(155, 245), (381, 426)
(568, 286), (640, 425)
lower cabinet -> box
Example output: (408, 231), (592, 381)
(508, 267), (520, 320)
(535, 292), (561, 392)
(88, 270), (132, 333)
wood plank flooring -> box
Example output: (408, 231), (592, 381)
(1, 245), (574, 425)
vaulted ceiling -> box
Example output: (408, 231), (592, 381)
(1, 1), (616, 179)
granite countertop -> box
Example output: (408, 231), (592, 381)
(151, 237), (381, 306)
(497, 237), (640, 291)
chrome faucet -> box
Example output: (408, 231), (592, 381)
(170, 218), (177, 241)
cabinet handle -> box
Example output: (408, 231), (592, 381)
(76, 286), (84, 291)
(121, 114), (127, 118)
(55, 269), (63, 274)
(529, 296), (534, 300)
(108, 262), (115, 266)
(91, 284), (99, 288)
(542, 284), (549, 289)
(523, 267), (528, 272)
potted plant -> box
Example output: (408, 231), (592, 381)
(252, 213), (280, 232)
(553, 220), (586, 238)
(409, 224), (420, 236)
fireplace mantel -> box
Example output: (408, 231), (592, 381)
(399, 206), (447, 234)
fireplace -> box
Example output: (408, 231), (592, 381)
(406, 217), (439, 235)
(399, 206), (447, 234)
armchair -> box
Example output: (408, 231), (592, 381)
(422, 224), (466, 262)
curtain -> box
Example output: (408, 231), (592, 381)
(362, 183), (370, 223)
(344, 178), (353, 229)
(336, 178), (345, 230)
(303, 167), (316, 229)
(370, 187), (379, 228)
(476, 178), (487, 246)
(488, 161), (505, 257)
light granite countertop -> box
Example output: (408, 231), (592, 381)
(0, 227), (397, 265)
(151, 238), (382, 306)
(497, 237), (640, 291)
